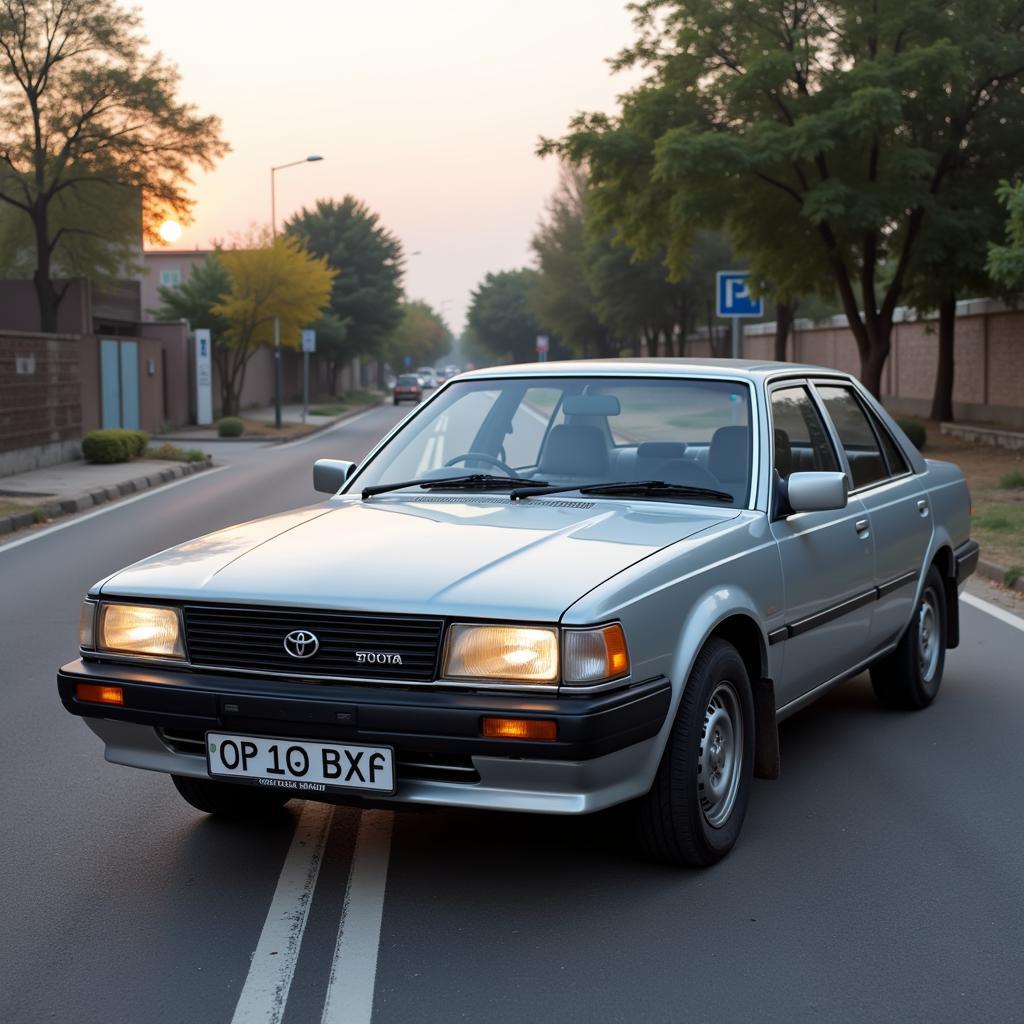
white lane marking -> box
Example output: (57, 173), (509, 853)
(321, 811), (395, 1024)
(230, 801), (335, 1024)
(271, 407), (388, 451)
(961, 592), (1024, 634)
(0, 465), (231, 555)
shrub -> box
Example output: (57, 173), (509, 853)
(896, 418), (926, 451)
(82, 429), (132, 464)
(1005, 565), (1023, 587)
(146, 443), (209, 464)
(122, 429), (149, 456)
(998, 470), (1024, 490)
(217, 417), (244, 438)
(184, 448), (207, 463)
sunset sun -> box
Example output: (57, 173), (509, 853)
(158, 219), (182, 243)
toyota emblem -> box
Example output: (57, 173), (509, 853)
(283, 629), (319, 659)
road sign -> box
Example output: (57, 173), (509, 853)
(716, 271), (763, 318)
(301, 329), (316, 353)
(194, 329), (213, 425)
(404, 355), (412, 367)
(536, 334), (549, 362)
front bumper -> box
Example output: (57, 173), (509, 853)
(58, 659), (671, 814)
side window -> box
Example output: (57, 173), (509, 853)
(769, 386), (839, 480)
(815, 385), (889, 490)
(875, 418), (910, 476)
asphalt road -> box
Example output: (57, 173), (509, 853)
(2, 401), (1023, 1024)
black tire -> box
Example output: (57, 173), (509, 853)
(171, 775), (291, 817)
(636, 638), (755, 867)
(870, 565), (947, 710)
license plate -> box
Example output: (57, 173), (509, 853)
(205, 732), (395, 795)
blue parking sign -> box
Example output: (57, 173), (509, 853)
(716, 272), (763, 318)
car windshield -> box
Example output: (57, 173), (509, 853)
(352, 376), (754, 506)
(397, 375), (420, 385)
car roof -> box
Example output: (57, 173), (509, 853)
(457, 357), (851, 382)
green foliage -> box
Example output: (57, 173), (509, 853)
(998, 471), (1024, 490)
(0, 0), (228, 329)
(82, 430), (132, 464)
(466, 269), (544, 364)
(1005, 565), (1024, 587)
(217, 417), (244, 438)
(124, 430), (148, 456)
(308, 404), (348, 416)
(987, 182), (1024, 293)
(285, 197), (404, 380)
(151, 255), (231, 336)
(896, 419), (927, 451)
(31, 508), (46, 524)
(547, 0), (1024, 396)
(383, 301), (452, 371)
(145, 442), (206, 462)
(974, 507), (1024, 533)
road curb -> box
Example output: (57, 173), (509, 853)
(0, 458), (214, 538)
(977, 556), (1024, 592)
(156, 398), (386, 445)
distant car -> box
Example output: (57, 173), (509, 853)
(441, 364), (461, 382)
(416, 367), (439, 388)
(59, 359), (978, 867)
(392, 374), (422, 405)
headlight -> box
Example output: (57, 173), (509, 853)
(563, 624), (630, 686)
(443, 624), (558, 683)
(98, 603), (185, 658)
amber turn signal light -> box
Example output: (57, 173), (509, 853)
(481, 717), (557, 741)
(75, 683), (124, 706)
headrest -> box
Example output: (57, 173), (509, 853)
(537, 424), (609, 477)
(709, 426), (750, 483)
(636, 441), (688, 461)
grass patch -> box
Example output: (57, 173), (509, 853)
(146, 443), (207, 463)
(1005, 565), (1024, 587)
(972, 501), (1024, 569)
(999, 470), (1024, 489)
(0, 501), (30, 517)
(309, 403), (349, 417)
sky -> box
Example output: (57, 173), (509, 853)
(137, 0), (642, 334)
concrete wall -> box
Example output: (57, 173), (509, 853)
(0, 332), (83, 474)
(0, 281), (92, 334)
(140, 250), (214, 321)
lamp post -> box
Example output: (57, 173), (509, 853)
(270, 154), (323, 427)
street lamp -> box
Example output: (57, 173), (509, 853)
(269, 154), (323, 427)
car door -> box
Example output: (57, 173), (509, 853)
(813, 383), (932, 653)
(768, 382), (877, 707)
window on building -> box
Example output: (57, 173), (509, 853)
(159, 268), (181, 288)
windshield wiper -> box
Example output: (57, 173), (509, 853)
(363, 473), (546, 500)
(510, 479), (734, 503)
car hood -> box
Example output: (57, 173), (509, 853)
(99, 495), (740, 620)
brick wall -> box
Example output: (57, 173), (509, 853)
(0, 332), (82, 469)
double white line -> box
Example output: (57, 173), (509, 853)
(230, 805), (394, 1024)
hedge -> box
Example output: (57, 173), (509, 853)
(896, 418), (926, 451)
(217, 417), (244, 438)
(82, 430), (132, 464)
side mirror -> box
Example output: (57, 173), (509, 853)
(784, 471), (848, 514)
(313, 459), (356, 495)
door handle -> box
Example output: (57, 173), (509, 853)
(917, 499), (929, 516)
(855, 518), (870, 537)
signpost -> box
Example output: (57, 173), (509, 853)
(194, 329), (213, 425)
(536, 334), (549, 362)
(301, 329), (316, 423)
(715, 271), (763, 358)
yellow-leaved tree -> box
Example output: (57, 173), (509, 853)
(213, 234), (335, 415)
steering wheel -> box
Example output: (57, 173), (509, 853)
(444, 451), (517, 475)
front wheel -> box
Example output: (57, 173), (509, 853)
(172, 775), (291, 817)
(870, 565), (947, 710)
(635, 638), (754, 867)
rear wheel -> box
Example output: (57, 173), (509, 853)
(635, 638), (754, 867)
(870, 565), (947, 710)
(172, 775), (291, 817)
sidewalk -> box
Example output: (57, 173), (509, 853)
(158, 397), (383, 443)
(0, 456), (213, 537)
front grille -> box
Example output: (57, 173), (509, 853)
(183, 604), (444, 682)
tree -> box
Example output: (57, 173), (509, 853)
(383, 301), (452, 371)
(211, 236), (334, 416)
(987, 181), (1024, 291)
(285, 197), (404, 363)
(547, 0), (1024, 397)
(151, 253), (230, 334)
(466, 269), (544, 364)
(529, 165), (615, 357)
(0, 0), (227, 331)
